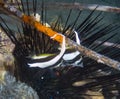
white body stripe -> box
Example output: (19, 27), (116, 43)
(28, 35), (66, 68)
(74, 31), (80, 45)
(63, 31), (80, 61)
(63, 30), (81, 61)
(63, 51), (80, 60)
(63, 30), (83, 67)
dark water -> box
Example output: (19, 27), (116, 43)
(47, 0), (120, 22)
(22, 0), (120, 25)
(22, 0), (119, 41)
(45, 0), (120, 6)
(2, 0), (120, 40)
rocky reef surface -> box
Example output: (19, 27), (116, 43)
(0, 27), (39, 99)
(0, 71), (39, 99)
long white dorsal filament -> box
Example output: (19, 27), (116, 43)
(63, 30), (81, 60)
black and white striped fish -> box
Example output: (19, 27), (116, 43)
(62, 30), (83, 67)
(27, 35), (66, 68)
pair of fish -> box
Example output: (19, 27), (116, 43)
(0, 0), (83, 68)
(1, 0), (120, 70)
(28, 28), (83, 68)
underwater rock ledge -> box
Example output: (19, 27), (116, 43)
(0, 71), (39, 99)
(0, 27), (39, 99)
